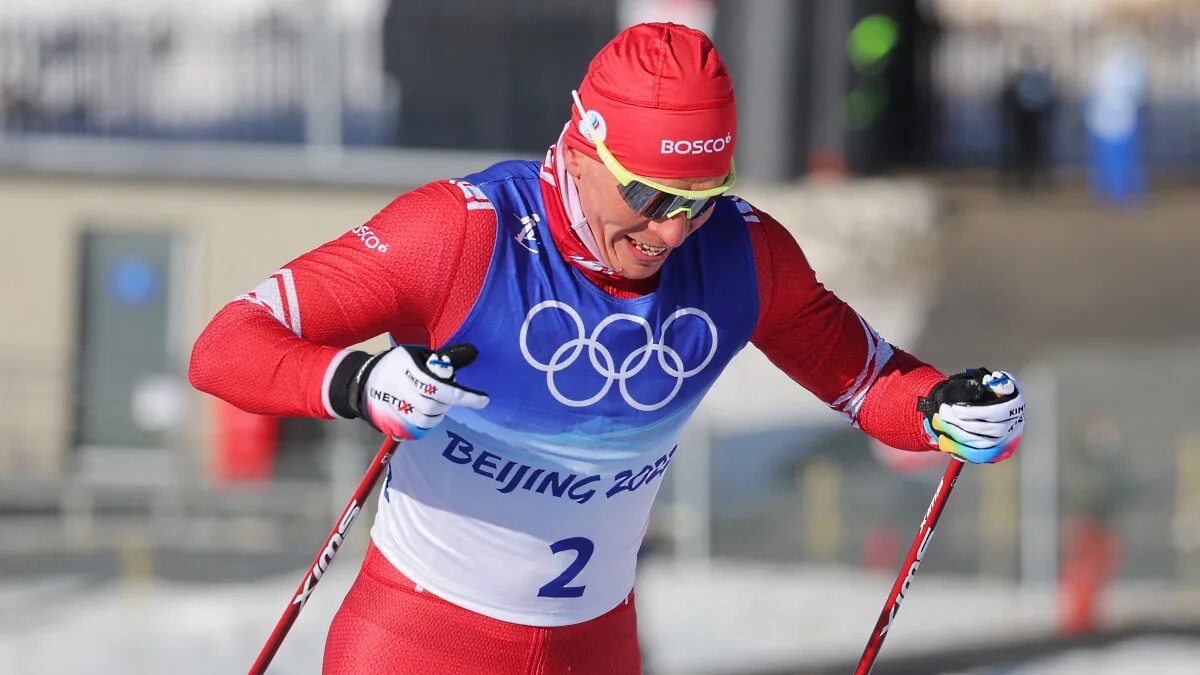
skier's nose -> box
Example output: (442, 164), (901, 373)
(648, 213), (691, 249)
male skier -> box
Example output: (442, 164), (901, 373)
(190, 22), (1025, 674)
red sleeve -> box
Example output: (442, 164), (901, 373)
(745, 205), (944, 451)
(856, 350), (946, 451)
(188, 180), (496, 417)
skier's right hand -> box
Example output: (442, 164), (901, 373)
(338, 343), (489, 440)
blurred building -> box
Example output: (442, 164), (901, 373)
(1, 1), (1200, 641)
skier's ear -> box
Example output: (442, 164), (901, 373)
(563, 147), (585, 180)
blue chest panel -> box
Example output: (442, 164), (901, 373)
(444, 161), (759, 453)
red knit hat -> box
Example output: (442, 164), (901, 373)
(564, 22), (737, 179)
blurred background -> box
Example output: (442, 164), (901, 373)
(1, 0), (1199, 673)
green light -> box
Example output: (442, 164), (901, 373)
(848, 14), (898, 75)
(846, 82), (889, 130)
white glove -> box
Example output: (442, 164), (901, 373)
(919, 368), (1025, 463)
(342, 343), (489, 440)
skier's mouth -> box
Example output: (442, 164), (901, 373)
(625, 236), (667, 257)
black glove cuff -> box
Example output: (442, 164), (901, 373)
(916, 367), (997, 417)
(916, 379), (947, 416)
(329, 351), (373, 419)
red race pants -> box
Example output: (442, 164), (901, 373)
(323, 542), (642, 674)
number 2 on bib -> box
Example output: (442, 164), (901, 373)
(537, 537), (594, 598)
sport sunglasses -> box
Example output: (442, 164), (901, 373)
(571, 90), (736, 220)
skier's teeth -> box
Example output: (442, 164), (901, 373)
(628, 237), (666, 256)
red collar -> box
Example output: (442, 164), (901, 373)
(537, 157), (657, 298)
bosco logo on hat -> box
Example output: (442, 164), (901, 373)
(564, 22), (737, 180)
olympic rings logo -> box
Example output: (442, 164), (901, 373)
(519, 300), (718, 411)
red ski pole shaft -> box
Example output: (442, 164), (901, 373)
(248, 436), (398, 675)
(855, 458), (964, 675)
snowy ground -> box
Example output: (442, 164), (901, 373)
(636, 561), (1200, 674)
(1, 557), (1198, 674)
(944, 637), (1200, 675)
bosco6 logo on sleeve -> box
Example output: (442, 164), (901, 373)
(351, 224), (389, 253)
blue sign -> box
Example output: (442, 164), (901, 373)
(107, 256), (161, 307)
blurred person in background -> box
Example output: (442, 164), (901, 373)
(1059, 414), (1134, 635)
(998, 47), (1057, 194)
(190, 22), (1026, 674)
(1085, 31), (1148, 207)
(1, 83), (38, 133)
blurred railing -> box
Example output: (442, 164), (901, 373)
(662, 344), (1200, 593)
(0, 358), (363, 560)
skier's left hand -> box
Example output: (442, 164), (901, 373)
(918, 368), (1025, 464)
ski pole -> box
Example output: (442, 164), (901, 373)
(248, 436), (398, 675)
(855, 457), (964, 675)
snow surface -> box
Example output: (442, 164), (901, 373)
(2, 557), (1198, 674)
(946, 637), (1200, 675)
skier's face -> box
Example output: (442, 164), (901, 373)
(565, 148), (726, 280)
